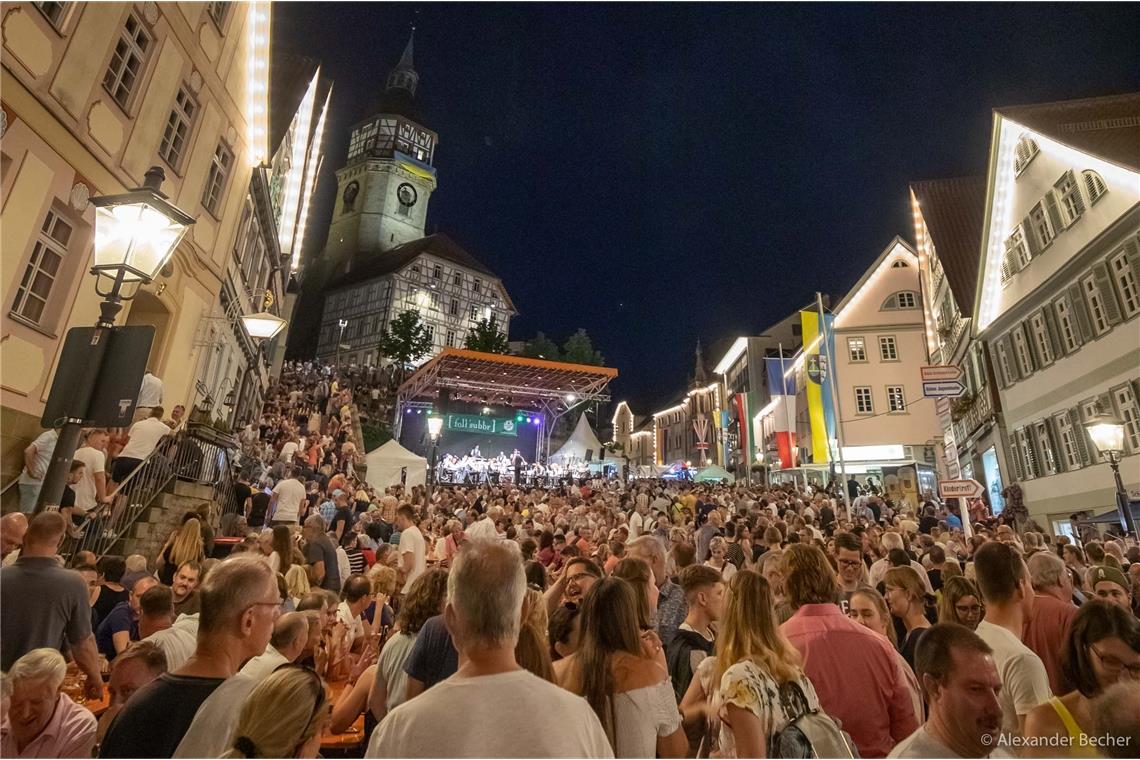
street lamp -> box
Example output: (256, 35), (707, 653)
(36, 167), (194, 512)
(240, 290), (287, 340)
(335, 318), (348, 368)
(1085, 412), (1136, 537)
(425, 414), (444, 507)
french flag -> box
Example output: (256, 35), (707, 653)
(765, 357), (797, 469)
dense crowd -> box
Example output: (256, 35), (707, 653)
(0, 361), (1137, 759)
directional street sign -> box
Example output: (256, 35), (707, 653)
(921, 365), (964, 382)
(939, 478), (985, 499)
(923, 380), (966, 398)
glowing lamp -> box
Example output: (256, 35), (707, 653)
(91, 167), (194, 283)
(565, 393), (577, 403)
(1085, 414), (1125, 458)
(427, 415), (443, 440)
(241, 311), (287, 340)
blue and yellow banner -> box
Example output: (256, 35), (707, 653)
(799, 311), (836, 464)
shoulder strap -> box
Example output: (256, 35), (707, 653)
(1049, 697), (1085, 741)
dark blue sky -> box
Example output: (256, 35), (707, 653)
(278, 3), (1140, 412)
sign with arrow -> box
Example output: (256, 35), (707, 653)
(922, 365), (964, 382)
(939, 478), (985, 499)
(923, 380), (966, 398)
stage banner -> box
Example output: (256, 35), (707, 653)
(764, 357), (798, 469)
(445, 413), (518, 437)
(799, 311), (836, 464)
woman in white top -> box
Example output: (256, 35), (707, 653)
(705, 536), (737, 582)
(681, 570), (821, 757)
(558, 577), (687, 758)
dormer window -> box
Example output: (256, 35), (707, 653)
(1013, 134), (1040, 175)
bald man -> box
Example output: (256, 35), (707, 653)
(1, 513), (28, 564)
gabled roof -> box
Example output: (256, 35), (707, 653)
(833, 236), (918, 317)
(910, 176), (987, 313)
(995, 92), (1140, 172)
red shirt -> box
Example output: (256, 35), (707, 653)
(781, 604), (918, 758)
(1023, 593), (1078, 696)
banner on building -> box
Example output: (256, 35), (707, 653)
(445, 413), (518, 437)
(764, 357), (798, 469)
(799, 310), (836, 464)
(733, 392), (754, 466)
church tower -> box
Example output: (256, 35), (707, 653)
(322, 32), (438, 266)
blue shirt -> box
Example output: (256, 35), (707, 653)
(946, 512), (963, 529)
(95, 601), (136, 660)
(319, 499), (336, 527)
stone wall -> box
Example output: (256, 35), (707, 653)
(119, 481), (215, 561)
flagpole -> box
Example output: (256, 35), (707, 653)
(818, 292), (851, 522)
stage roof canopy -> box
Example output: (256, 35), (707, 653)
(396, 348), (618, 416)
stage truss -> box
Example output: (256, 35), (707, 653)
(393, 348), (618, 461)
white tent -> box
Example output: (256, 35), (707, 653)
(549, 414), (606, 465)
(365, 439), (428, 490)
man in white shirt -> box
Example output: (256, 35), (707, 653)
(628, 502), (648, 539)
(73, 429), (110, 513)
(396, 505), (426, 595)
(336, 575), (372, 652)
(972, 543), (1051, 738)
(279, 436), (300, 464)
(17, 429), (58, 513)
(268, 470), (306, 526)
(112, 407), (172, 484)
(366, 539), (612, 759)
(135, 371), (163, 422)
(869, 531), (935, 594)
(465, 507), (499, 542)
(144, 613), (199, 671)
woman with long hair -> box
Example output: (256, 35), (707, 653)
(1024, 601), (1140, 756)
(937, 576), (984, 630)
(271, 525), (296, 576)
(882, 566), (932, 670)
(680, 570), (820, 758)
(515, 588), (556, 682)
(611, 557), (660, 633)
(558, 577), (687, 758)
(846, 586), (924, 723)
(157, 518), (204, 584)
(221, 666), (330, 759)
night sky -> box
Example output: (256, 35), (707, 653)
(277, 3), (1140, 413)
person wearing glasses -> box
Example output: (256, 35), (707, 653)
(221, 666), (330, 759)
(833, 532), (868, 610)
(99, 556), (279, 758)
(937, 577), (984, 632)
(1023, 601), (1139, 756)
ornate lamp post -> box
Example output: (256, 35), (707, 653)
(36, 167), (194, 512)
(1084, 413), (1136, 537)
(425, 414), (443, 507)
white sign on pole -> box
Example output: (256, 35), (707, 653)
(921, 365), (964, 382)
(939, 478), (985, 499)
(923, 380), (966, 398)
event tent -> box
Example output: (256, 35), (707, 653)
(549, 414), (606, 465)
(695, 464), (736, 484)
(365, 439), (428, 490)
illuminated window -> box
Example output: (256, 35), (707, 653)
(1109, 250), (1139, 318)
(897, 291), (917, 308)
(103, 12), (150, 110)
(1054, 297), (1079, 353)
(202, 141), (234, 215)
(1082, 170), (1107, 204)
(847, 337), (866, 362)
(12, 209), (72, 325)
(1029, 202), (1055, 249)
(854, 387), (873, 414)
(159, 86), (197, 171)
(1013, 134), (1039, 174)
(1081, 274), (1110, 335)
(878, 336), (898, 361)
(1054, 172), (1084, 226)
(1029, 313), (1054, 366)
(886, 386), (905, 413)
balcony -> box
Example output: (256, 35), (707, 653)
(951, 385), (996, 444)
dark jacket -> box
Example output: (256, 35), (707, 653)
(666, 627), (715, 702)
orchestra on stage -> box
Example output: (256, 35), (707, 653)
(434, 445), (593, 486)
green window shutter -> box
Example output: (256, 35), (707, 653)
(1066, 284), (1095, 341)
(1043, 192), (1065, 234)
(1123, 237), (1140, 291)
(1009, 433), (1024, 481)
(1040, 307), (1062, 359)
(1023, 216), (1042, 258)
(1092, 262), (1123, 325)
(999, 335), (1018, 383)
(1068, 409), (1091, 465)
(1066, 171), (1086, 217)
(1017, 323), (1036, 373)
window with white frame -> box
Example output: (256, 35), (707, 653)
(1012, 327), (1034, 375)
(1029, 312), (1054, 365)
(848, 337), (866, 362)
(1017, 429), (1037, 479)
(469, 305), (477, 321)
(896, 291), (917, 308)
(1055, 413), (1082, 470)
(432, 264), (442, 279)
(424, 323), (434, 343)
(878, 335), (898, 361)
(449, 299), (459, 317)
(1029, 202), (1055, 248)
(1082, 170), (1107, 204)
(159, 86), (197, 171)
(1080, 399), (1104, 463)
(1054, 172), (1084, 226)
(446, 329), (456, 347)
(202, 141), (233, 215)
(473, 279), (482, 294)
(11, 209), (73, 325)
(1109, 251), (1139, 318)
(1054, 297), (1079, 353)
(1014, 135), (1039, 173)
(854, 387), (873, 414)
(33, 1), (67, 28)
(1006, 225), (1031, 269)
(102, 12), (150, 110)
(429, 291), (440, 309)
(1114, 385), (1140, 453)
(1081, 274), (1110, 335)
(1035, 421), (1059, 476)
(886, 385), (905, 413)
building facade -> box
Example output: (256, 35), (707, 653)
(312, 36), (515, 367)
(972, 94), (1140, 533)
(651, 344), (725, 468)
(1, 1), (281, 481)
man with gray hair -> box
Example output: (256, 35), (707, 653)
(869, 531), (935, 592)
(628, 534), (687, 647)
(1, 647), (97, 757)
(1023, 551), (1077, 696)
(1093, 681), (1140, 758)
(366, 539), (612, 758)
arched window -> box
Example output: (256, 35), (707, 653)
(881, 291), (919, 310)
(1014, 134), (1040, 174)
(1082, 170), (1108, 204)
(891, 260), (909, 268)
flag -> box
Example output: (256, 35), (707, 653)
(800, 310), (837, 463)
(765, 356), (798, 468)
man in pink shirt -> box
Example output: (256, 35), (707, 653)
(1, 648), (97, 758)
(780, 544), (918, 758)
(1023, 552), (1077, 695)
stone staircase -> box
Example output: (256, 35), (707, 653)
(116, 480), (215, 560)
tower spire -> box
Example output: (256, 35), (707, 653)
(386, 29), (419, 96)
(692, 340), (709, 386)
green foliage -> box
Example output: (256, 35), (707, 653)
(362, 423), (392, 453)
(463, 318), (509, 353)
(377, 310), (433, 366)
(521, 331), (561, 361)
(561, 328), (605, 366)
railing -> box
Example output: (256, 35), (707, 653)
(952, 386), (996, 446)
(66, 424), (239, 561)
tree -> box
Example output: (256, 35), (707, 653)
(377, 309), (433, 367)
(521, 332), (561, 361)
(464, 318), (509, 353)
(561, 328), (605, 366)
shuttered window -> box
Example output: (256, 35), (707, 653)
(1054, 171), (1085, 226)
(995, 339), (1015, 386)
(1082, 170), (1107, 204)
(1114, 384), (1140, 453)
(1108, 243), (1140, 318)
(1055, 413), (1082, 470)
(1006, 225), (1031, 270)
(1082, 274), (1110, 335)
(1012, 326), (1035, 376)
(1029, 202), (1055, 249)
(1014, 135), (1039, 174)
(1029, 312), (1054, 366)
(1017, 428), (1038, 479)
(1035, 420), (1060, 476)
(1054, 297), (1080, 354)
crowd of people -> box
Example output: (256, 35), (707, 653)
(1, 360), (1138, 759)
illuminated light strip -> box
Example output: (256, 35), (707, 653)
(833, 241), (919, 328)
(911, 192), (940, 357)
(246, 1), (270, 165)
(291, 86), (331, 272)
(278, 69), (320, 257)
(713, 337), (747, 375)
(653, 402), (686, 419)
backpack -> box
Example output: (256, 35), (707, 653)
(768, 681), (859, 759)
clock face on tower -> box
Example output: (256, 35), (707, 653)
(397, 183), (418, 207)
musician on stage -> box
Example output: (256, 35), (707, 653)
(470, 444), (482, 458)
(511, 448), (526, 484)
